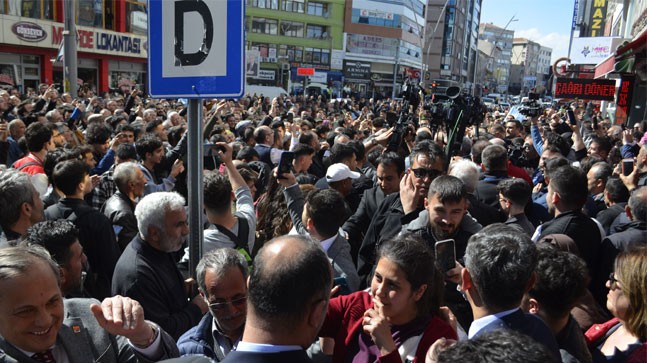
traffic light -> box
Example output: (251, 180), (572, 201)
(431, 82), (437, 94)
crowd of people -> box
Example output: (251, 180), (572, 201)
(0, 82), (645, 363)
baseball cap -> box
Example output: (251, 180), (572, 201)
(326, 163), (360, 183)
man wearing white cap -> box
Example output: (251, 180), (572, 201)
(326, 163), (360, 198)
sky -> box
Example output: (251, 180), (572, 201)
(479, 0), (576, 64)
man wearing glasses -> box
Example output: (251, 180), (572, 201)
(357, 140), (445, 287)
(178, 248), (248, 361)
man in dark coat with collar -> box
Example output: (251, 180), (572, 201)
(44, 159), (120, 300)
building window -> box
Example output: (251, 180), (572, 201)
(126, 1), (146, 34)
(252, 18), (278, 35)
(307, 2), (327, 16)
(282, 0), (304, 13)
(306, 24), (326, 39)
(3, 0), (54, 19)
(280, 21), (304, 37)
(252, 0), (279, 10)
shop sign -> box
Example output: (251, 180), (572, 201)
(258, 70), (275, 81)
(12, 22), (47, 42)
(570, 37), (626, 65)
(343, 61), (371, 80)
(0, 15), (147, 58)
(588, 0), (608, 37)
(554, 78), (615, 100)
(615, 74), (635, 125)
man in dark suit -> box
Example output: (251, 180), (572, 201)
(0, 244), (179, 362)
(221, 235), (333, 363)
(460, 223), (560, 359)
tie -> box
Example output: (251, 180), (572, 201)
(32, 350), (56, 363)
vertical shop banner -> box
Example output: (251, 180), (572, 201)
(615, 74), (635, 126)
(588, 0), (608, 37)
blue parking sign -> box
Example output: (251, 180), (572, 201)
(147, 0), (245, 98)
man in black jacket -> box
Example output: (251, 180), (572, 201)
(534, 165), (602, 274)
(44, 159), (119, 300)
(357, 141), (445, 286)
(102, 161), (145, 251)
(342, 152), (404, 262)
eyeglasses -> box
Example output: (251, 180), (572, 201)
(411, 168), (441, 179)
(208, 296), (247, 311)
(608, 273), (621, 290)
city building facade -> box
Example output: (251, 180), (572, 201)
(510, 38), (551, 96)
(478, 22), (514, 93)
(0, 0), (147, 94)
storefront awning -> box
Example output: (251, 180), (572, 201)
(594, 27), (646, 79)
(594, 55), (616, 79)
(616, 27), (647, 56)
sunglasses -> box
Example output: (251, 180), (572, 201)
(411, 168), (441, 179)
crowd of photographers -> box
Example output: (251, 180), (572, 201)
(0, 81), (645, 363)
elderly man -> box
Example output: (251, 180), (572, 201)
(112, 192), (208, 340)
(0, 244), (180, 362)
(220, 235), (332, 363)
(0, 169), (44, 243)
(177, 248), (249, 361)
(102, 161), (146, 251)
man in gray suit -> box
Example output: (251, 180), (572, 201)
(277, 170), (359, 293)
(0, 244), (179, 362)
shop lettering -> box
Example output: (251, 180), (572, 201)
(78, 30), (94, 49)
(589, 0), (607, 37)
(12, 22), (47, 42)
(554, 78), (616, 100)
(96, 33), (141, 54)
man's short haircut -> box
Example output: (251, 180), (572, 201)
(471, 140), (490, 164)
(203, 171), (232, 214)
(497, 178), (531, 207)
(236, 146), (260, 162)
(144, 118), (163, 134)
(196, 247), (249, 294)
(437, 329), (558, 363)
(448, 159), (480, 193)
(590, 136), (612, 154)
(481, 144), (508, 171)
(590, 162), (613, 183)
(0, 245), (61, 288)
(24, 220), (79, 267)
(24, 122), (52, 152)
(464, 223), (538, 310)
(376, 152), (405, 175)
(248, 235), (331, 328)
(427, 175), (467, 204)
(116, 123), (135, 134)
(135, 135), (163, 160)
(410, 140), (446, 167)
(550, 165), (588, 209)
(52, 159), (90, 196)
(628, 187), (647, 223)
(372, 117), (385, 128)
(298, 130), (317, 146)
(505, 119), (522, 129)
(528, 243), (589, 319)
(306, 189), (348, 238)
(604, 177), (629, 204)
(378, 234), (443, 316)
(543, 157), (569, 180)
(113, 162), (140, 194)
(85, 122), (112, 145)
(329, 142), (355, 165)
(116, 143), (138, 161)
(0, 170), (35, 230)
(292, 143), (314, 159)
(253, 126), (272, 144)
(134, 192), (185, 240)
(348, 140), (365, 161)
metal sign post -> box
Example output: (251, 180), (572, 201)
(148, 0), (245, 276)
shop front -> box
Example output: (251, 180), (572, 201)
(0, 13), (147, 94)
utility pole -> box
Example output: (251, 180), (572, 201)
(63, 0), (78, 97)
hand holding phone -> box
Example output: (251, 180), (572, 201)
(435, 239), (456, 273)
(277, 151), (295, 179)
(622, 159), (635, 177)
(566, 109), (577, 126)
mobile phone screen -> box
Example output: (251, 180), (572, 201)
(435, 239), (456, 273)
(277, 151), (295, 178)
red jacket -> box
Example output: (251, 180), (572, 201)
(12, 153), (45, 175)
(319, 291), (457, 363)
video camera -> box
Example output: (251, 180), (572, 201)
(518, 92), (543, 117)
(386, 78), (421, 152)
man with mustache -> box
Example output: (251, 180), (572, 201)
(177, 248), (248, 361)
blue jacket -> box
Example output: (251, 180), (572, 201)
(177, 313), (217, 361)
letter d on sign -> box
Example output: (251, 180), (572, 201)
(174, 0), (213, 66)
